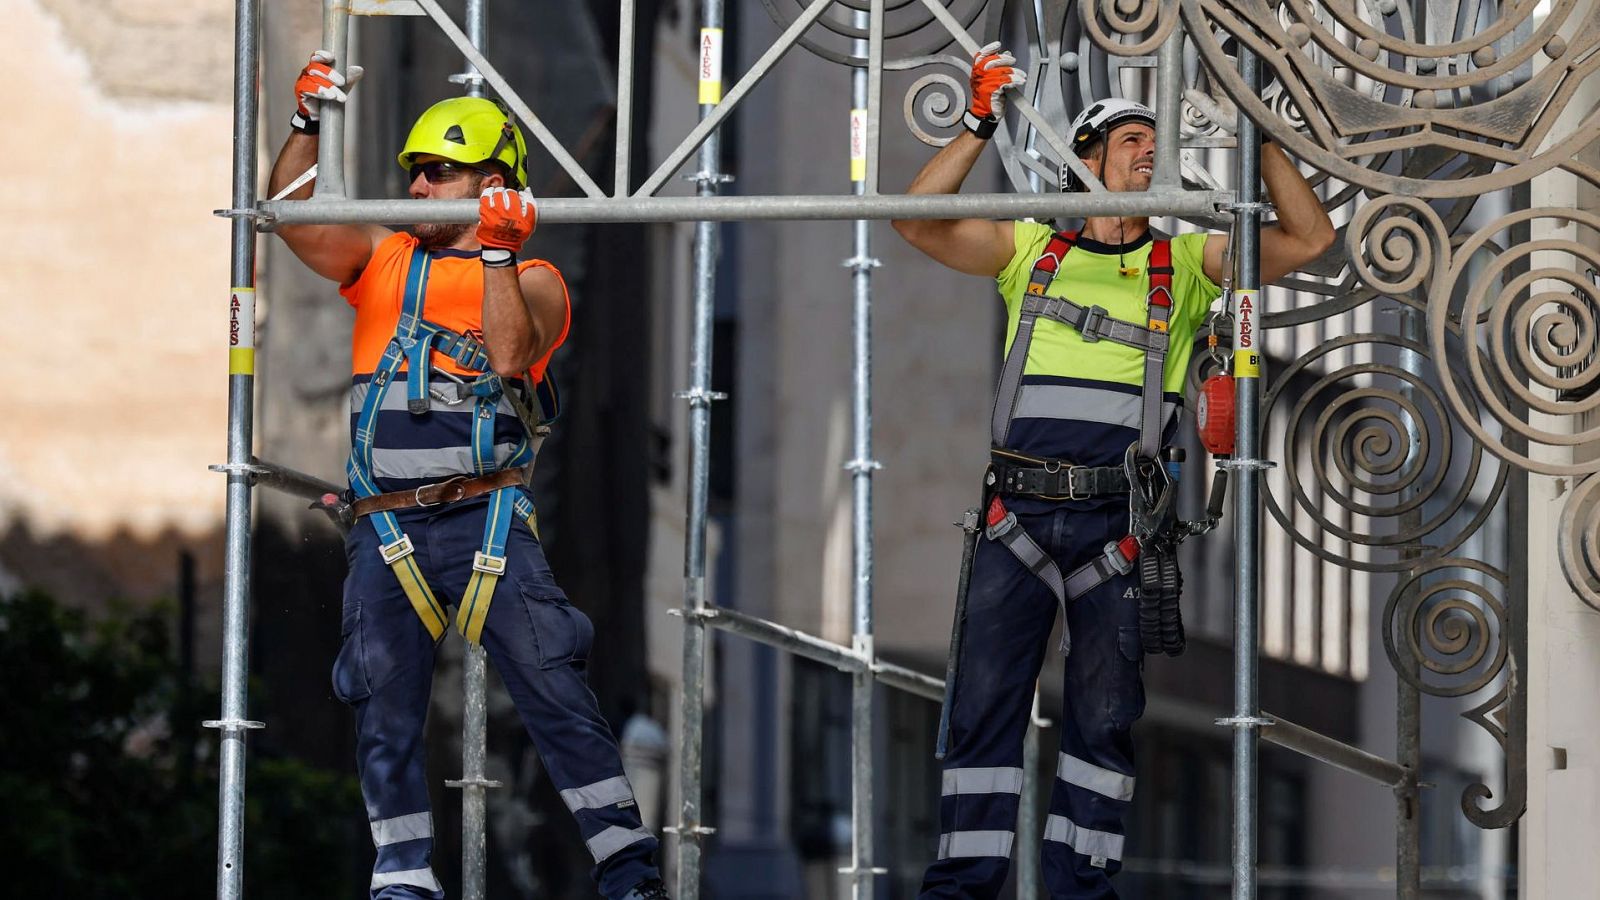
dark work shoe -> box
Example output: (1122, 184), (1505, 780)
(624, 878), (671, 900)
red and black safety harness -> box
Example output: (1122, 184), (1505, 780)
(980, 232), (1223, 658)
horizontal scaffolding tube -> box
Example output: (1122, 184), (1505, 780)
(694, 605), (944, 702)
(1260, 711), (1412, 790)
(260, 190), (1233, 226)
(244, 457), (343, 503)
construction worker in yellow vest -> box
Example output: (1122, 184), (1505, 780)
(892, 43), (1334, 899)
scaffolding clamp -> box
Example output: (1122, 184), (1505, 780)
(664, 824), (718, 837)
(1222, 199), (1275, 217)
(203, 718), (266, 732)
(1217, 457), (1277, 471)
(445, 776), (504, 790)
(1215, 715), (1275, 728)
(447, 72), (485, 90)
(683, 170), (735, 187)
(209, 462), (272, 481)
(838, 865), (890, 877)
(213, 206), (277, 225)
(843, 457), (882, 474)
(673, 387), (728, 408)
(842, 254), (882, 273)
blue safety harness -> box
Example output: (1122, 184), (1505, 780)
(346, 247), (559, 644)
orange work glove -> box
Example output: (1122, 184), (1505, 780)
(477, 187), (538, 268)
(290, 50), (362, 134)
(964, 42), (1026, 139)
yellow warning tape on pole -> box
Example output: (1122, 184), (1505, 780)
(1232, 288), (1260, 378)
(229, 288), (255, 376)
(850, 108), (867, 183)
(698, 28), (723, 104)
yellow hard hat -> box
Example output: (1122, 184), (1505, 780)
(397, 96), (527, 188)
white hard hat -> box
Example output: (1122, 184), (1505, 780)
(1069, 98), (1157, 154)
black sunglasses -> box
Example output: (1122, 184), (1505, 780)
(408, 160), (492, 184)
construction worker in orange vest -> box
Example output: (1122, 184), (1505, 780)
(893, 43), (1334, 898)
(268, 52), (669, 900)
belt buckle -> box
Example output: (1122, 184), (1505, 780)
(1066, 465), (1089, 501)
(415, 475), (469, 508)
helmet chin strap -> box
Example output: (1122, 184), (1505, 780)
(483, 100), (524, 189)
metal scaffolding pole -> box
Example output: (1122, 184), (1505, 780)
(442, 4), (500, 898)
(209, 1), (263, 897)
(1017, 687), (1047, 897)
(314, 0), (350, 199)
(1152, 24), (1184, 191)
(673, 0), (726, 895)
(260, 189), (1233, 226)
(844, 5), (884, 896)
(1225, 45), (1267, 900)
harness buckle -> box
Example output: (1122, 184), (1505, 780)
(1079, 305), (1108, 342)
(472, 551), (507, 575)
(983, 496), (1016, 541)
(379, 535), (416, 564)
(1103, 538), (1138, 576)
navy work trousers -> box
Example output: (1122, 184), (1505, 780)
(921, 501), (1145, 899)
(334, 494), (660, 899)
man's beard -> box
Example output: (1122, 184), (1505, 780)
(414, 221), (473, 248)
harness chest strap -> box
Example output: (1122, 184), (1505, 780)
(1139, 239), (1173, 457)
(990, 232), (1173, 450)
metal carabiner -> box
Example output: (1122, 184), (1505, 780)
(1124, 442), (1174, 541)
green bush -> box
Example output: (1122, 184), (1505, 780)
(0, 589), (364, 898)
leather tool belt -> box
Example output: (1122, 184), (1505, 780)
(987, 451), (1130, 500)
(352, 466), (529, 519)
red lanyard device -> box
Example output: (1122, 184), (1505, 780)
(1195, 310), (1236, 456)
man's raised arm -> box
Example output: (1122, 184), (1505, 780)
(267, 51), (388, 287)
(891, 43), (1024, 278)
(1203, 141), (1337, 286)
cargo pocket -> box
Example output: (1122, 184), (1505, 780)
(1109, 625), (1147, 730)
(520, 586), (595, 671)
(330, 604), (373, 705)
